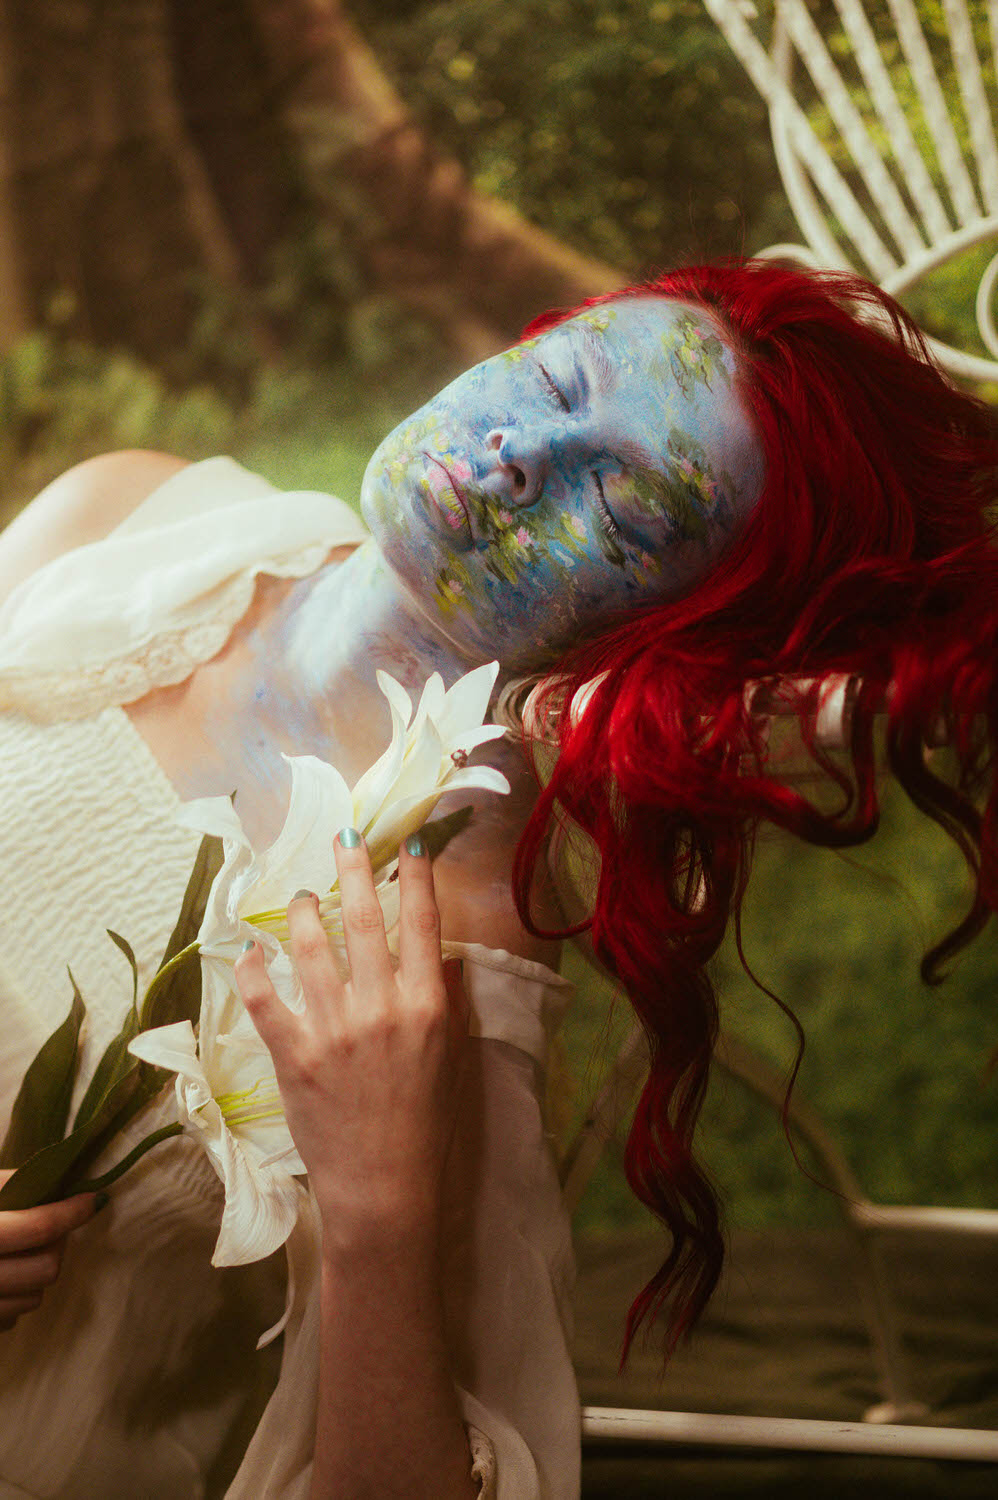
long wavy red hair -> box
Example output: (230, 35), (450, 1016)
(512, 259), (998, 1360)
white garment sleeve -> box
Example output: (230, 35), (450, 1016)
(0, 456), (368, 721)
(225, 959), (580, 1500)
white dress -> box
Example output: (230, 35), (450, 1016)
(0, 460), (580, 1500)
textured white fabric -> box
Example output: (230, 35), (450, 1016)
(467, 1422), (499, 1499)
(0, 459), (580, 1498)
(0, 457), (367, 721)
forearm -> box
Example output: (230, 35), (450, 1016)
(310, 1223), (478, 1500)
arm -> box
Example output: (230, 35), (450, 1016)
(234, 835), (478, 1500)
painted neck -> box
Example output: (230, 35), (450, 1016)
(248, 539), (489, 788)
(286, 539), (480, 700)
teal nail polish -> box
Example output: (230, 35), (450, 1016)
(292, 888), (315, 902)
(405, 832), (426, 857)
(338, 827), (361, 849)
(94, 1191), (110, 1213)
(241, 938), (255, 952)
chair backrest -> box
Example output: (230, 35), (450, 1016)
(702, 0), (998, 383)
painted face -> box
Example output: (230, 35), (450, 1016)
(360, 298), (764, 668)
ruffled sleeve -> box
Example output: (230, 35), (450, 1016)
(224, 951), (580, 1500)
(0, 456), (368, 721)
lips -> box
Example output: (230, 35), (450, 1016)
(423, 453), (474, 541)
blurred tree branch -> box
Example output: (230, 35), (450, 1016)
(1, 0), (623, 366)
(247, 0), (622, 360)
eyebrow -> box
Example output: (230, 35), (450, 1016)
(572, 324), (615, 397)
(546, 320), (665, 470)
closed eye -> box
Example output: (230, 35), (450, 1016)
(593, 473), (621, 540)
(538, 363), (570, 412)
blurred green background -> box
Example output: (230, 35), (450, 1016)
(0, 0), (995, 1242)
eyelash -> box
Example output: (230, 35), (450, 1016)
(538, 363), (570, 412)
(593, 473), (621, 540)
(537, 361), (619, 541)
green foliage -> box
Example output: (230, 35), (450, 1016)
(0, 307), (456, 525)
(560, 778), (998, 1236)
(0, 834), (222, 1210)
(351, 0), (793, 273)
(0, 327), (239, 524)
(0, 985), (85, 1171)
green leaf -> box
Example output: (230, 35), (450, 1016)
(63, 1055), (170, 1191)
(423, 805), (475, 861)
(71, 929), (144, 1130)
(0, 978), (86, 1170)
(0, 1058), (167, 1210)
(105, 929), (138, 1010)
(72, 991), (139, 1132)
(161, 832), (223, 971)
(140, 833), (222, 1031)
(0, 835), (223, 1208)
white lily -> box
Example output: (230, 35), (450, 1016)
(128, 969), (306, 1266)
(355, 660), (510, 869)
(129, 663), (510, 1267)
(175, 661), (510, 1005)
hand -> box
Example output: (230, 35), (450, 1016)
(233, 833), (469, 1250)
(0, 1172), (97, 1332)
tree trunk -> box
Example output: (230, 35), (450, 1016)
(0, 4), (27, 351)
(7, 0), (249, 355)
(3, 0), (621, 362)
(248, 0), (623, 360)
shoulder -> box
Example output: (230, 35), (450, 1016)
(0, 450), (189, 607)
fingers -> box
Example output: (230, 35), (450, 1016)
(333, 830), (394, 994)
(0, 1188), (97, 1334)
(233, 940), (299, 1052)
(0, 1243), (65, 1296)
(0, 1190), (96, 1255)
(0, 1293), (44, 1332)
(397, 835), (443, 991)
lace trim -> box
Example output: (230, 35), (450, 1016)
(0, 544), (328, 723)
(466, 1424), (498, 1499)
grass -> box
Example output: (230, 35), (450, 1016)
(560, 777), (998, 1240)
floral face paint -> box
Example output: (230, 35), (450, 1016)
(360, 299), (763, 668)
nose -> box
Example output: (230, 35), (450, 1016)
(485, 428), (547, 508)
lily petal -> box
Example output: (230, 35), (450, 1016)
(437, 661), (500, 744)
(210, 1125), (305, 1266)
(175, 796), (250, 847)
(128, 1019), (201, 1076)
(247, 756), (351, 911)
(375, 670), (413, 728)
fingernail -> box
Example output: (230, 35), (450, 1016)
(94, 1191), (110, 1214)
(292, 888), (315, 902)
(241, 938), (255, 953)
(405, 832), (426, 857)
(338, 827), (361, 849)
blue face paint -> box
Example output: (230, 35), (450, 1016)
(360, 299), (764, 669)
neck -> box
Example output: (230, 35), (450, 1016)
(249, 540), (485, 784)
(292, 539), (478, 693)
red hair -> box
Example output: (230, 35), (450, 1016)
(512, 260), (998, 1360)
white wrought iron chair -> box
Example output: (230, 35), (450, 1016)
(702, 0), (998, 384)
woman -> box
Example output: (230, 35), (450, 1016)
(0, 259), (995, 1498)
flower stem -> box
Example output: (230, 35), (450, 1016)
(73, 1122), (184, 1193)
(139, 940), (200, 1025)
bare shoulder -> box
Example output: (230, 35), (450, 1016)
(0, 450), (189, 607)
